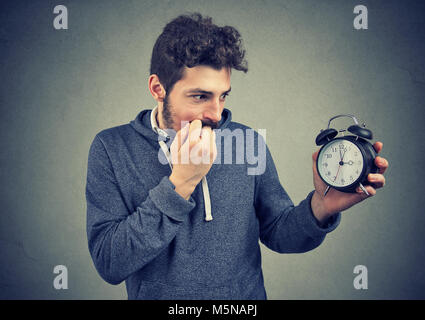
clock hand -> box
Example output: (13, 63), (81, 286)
(341, 148), (347, 161)
(334, 148), (348, 183)
(333, 164), (341, 182)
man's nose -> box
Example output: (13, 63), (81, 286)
(203, 100), (222, 123)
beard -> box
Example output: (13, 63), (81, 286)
(162, 94), (175, 130)
(162, 94), (220, 130)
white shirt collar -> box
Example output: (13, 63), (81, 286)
(150, 106), (170, 139)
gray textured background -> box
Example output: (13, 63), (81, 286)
(1, 0), (424, 299)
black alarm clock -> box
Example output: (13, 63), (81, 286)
(315, 114), (378, 196)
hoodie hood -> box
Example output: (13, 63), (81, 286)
(129, 107), (233, 141)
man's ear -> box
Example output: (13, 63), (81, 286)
(148, 74), (166, 102)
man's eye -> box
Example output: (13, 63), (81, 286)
(192, 95), (207, 100)
(221, 93), (229, 100)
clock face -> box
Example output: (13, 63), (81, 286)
(317, 138), (364, 188)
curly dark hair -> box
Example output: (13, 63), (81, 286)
(150, 12), (248, 94)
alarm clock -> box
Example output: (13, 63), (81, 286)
(315, 114), (379, 196)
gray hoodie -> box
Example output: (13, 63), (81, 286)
(85, 107), (341, 299)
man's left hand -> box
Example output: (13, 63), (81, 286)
(310, 141), (388, 223)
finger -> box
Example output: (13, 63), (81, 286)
(211, 129), (217, 161)
(200, 125), (212, 138)
(170, 122), (190, 163)
(200, 127), (214, 163)
(311, 149), (329, 193)
(189, 119), (202, 146)
(201, 126), (214, 146)
(170, 122), (184, 152)
(312, 149), (319, 163)
(374, 156), (388, 174)
(368, 173), (385, 188)
(312, 149), (320, 174)
(200, 126), (212, 148)
(180, 121), (190, 145)
(373, 141), (383, 153)
(180, 122), (191, 164)
(170, 122), (187, 152)
(189, 119), (202, 137)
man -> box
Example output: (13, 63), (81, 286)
(85, 13), (388, 299)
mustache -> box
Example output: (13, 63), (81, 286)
(201, 119), (220, 129)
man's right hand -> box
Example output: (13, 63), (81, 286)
(169, 120), (217, 200)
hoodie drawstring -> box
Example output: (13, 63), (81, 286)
(201, 176), (212, 221)
(151, 107), (213, 222)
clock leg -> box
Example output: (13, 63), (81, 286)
(359, 183), (370, 196)
(324, 186), (331, 197)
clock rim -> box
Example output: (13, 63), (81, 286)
(316, 136), (369, 192)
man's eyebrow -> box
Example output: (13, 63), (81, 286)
(184, 87), (232, 95)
